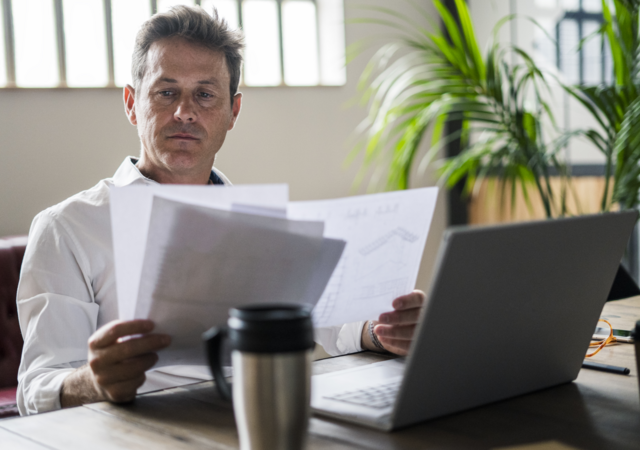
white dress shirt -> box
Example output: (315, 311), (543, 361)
(16, 157), (365, 415)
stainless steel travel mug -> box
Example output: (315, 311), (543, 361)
(203, 304), (315, 450)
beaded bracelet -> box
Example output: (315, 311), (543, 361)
(368, 320), (387, 352)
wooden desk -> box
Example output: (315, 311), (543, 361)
(2, 298), (639, 450)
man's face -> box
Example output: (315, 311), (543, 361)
(124, 37), (241, 180)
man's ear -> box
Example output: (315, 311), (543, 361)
(228, 92), (242, 131)
(124, 85), (137, 126)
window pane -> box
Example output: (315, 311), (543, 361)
(112, 0), (151, 87)
(0, 3), (6, 87)
(558, 19), (580, 84)
(582, 0), (602, 13)
(282, 1), (318, 86)
(560, 0), (579, 11)
(582, 20), (601, 85)
(63, 0), (108, 87)
(157, 0), (196, 14)
(243, 0), (281, 86)
(533, 18), (555, 68)
(318, 0), (345, 85)
(13, 0), (58, 87)
(534, 0), (557, 8)
(202, 0), (239, 29)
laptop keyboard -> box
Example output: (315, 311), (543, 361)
(323, 380), (401, 409)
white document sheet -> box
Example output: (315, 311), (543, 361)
(288, 187), (438, 327)
(137, 196), (345, 366)
(110, 184), (288, 321)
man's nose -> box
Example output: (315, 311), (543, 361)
(174, 95), (196, 122)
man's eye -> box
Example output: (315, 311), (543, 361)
(159, 90), (173, 96)
(199, 92), (214, 99)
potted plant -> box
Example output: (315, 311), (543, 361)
(565, 0), (640, 213)
(351, 0), (640, 297)
(559, 0), (640, 295)
(351, 0), (569, 218)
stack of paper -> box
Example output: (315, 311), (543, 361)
(110, 185), (438, 365)
(289, 187), (438, 328)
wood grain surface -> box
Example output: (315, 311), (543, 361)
(1, 299), (639, 450)
(468, 177), (614, 225)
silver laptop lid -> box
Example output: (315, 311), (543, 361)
(392, 211), (637, 428)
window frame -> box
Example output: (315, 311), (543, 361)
(0, 0), (340, 89)
(555, 0), (607, 85)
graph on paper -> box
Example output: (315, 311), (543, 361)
(288, 187), (438, 327)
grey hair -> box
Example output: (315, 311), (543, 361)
(132, 5), (244, 103)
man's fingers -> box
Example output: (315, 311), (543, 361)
(378, 307), (421, 325)
(91, 333), (170, 368)
(376, 336), (411, 356)
(366, 290), (424, 356)
(378, 290), (425, 324)
(93, 353), (159, 386)
(374, 324), (415, 340)
(89, 320), (155, 349)
(391, 290), (425, 311)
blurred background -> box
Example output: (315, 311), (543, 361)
(0, 0), (615, 291)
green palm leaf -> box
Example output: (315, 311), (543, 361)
(351, 0), (565, 218)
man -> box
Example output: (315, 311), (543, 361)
(16, 6), (425, 415)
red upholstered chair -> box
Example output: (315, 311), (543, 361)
(0, 236), (27, 418)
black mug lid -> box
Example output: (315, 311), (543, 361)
(230, 303), (312, 321)
(227, 303), (315, 353)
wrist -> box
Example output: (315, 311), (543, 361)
(361, 320), (374, 351)
(360, 320), (388, 353)
(60, 365), (105, 408)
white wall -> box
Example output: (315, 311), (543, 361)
(0, 0), (446, 293)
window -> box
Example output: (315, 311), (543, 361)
(62, 0), (109, 87)
(282, 0), (320, 85)
(112, 0), (152, 87)
(13, 0), (59, 87)
(532, 0), (612, 85)
(0, 0), (345, 88)
(243, 0), (282, 85)
(552, 0), (611, 85)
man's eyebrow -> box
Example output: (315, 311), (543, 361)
(154, 78), (218, 86)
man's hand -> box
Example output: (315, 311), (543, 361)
(361, 290), (425, 356)
(60, 320), (170, 408)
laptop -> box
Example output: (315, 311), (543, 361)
(311, 211), (637, 431)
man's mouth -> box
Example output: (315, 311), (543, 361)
(168, 133), (199, 140)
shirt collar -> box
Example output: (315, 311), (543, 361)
(111, 156), (225, 187)
(111, 156), (153, 188)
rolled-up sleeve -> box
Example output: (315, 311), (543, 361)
(315, 321), (366, 356)
(17, 210), (99, 415)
